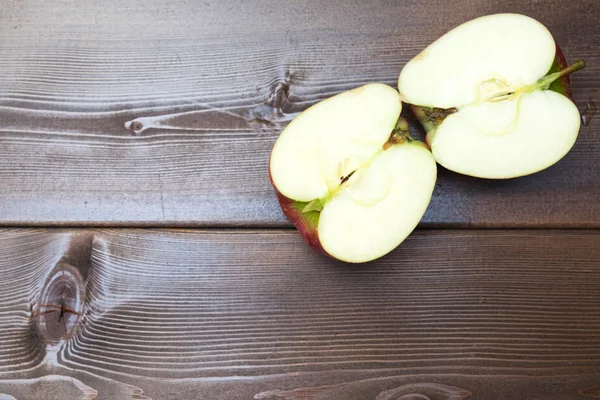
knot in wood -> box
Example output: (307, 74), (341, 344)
(124, 119), (145, 134)
(270, 72), (297, 114)
(33, 263), (86, 344)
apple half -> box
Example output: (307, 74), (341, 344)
(398, 13), (585, 179)
(269, 83), (437, 263)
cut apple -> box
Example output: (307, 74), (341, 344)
(398, 13), (585, 179)
(270, 83), (437, 263)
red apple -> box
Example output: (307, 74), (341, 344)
(398, 13), (585, 179)
(269, 84), (437, 263)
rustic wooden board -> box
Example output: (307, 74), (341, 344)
(1, 0), (599, 227)
(1, 228), (600, 399)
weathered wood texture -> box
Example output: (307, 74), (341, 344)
(1, 0), (599, 227)
(1, 228), (600, 399)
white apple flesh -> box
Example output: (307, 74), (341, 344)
(270, 83), (437, 263)
(398, 13), (584, 179)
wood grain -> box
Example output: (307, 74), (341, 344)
(1, 228), (600, 399)
(1, 0), (599, 227)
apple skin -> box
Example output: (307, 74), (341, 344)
(268, 139), (325, 256)
(549, 45), (573, 100)
(269, 172), (330, 258)
(411, 44), (575, 148)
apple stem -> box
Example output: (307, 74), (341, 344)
(487, 59), (586, 103)
(535, 59), (586, 90)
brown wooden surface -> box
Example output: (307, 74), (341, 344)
(0, 0), (599, 227)
(0, 229), (599, 399)
(2, 1), (600, 399)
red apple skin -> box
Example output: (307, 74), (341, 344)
(412, 44), (576, 145)
(551, 44), (573, 100)
(268, 167), (331, 258)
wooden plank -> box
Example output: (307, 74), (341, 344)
(0, 0), (599, 227)
(1, 228), (600, 399)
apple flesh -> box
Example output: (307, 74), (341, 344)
(269, 83), (437, 263)
(398, 13), (585, 179)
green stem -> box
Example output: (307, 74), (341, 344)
(533, 59), (586, 90)
(485, 59), (586, 103)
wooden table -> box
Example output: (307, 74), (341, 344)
(1, 1), (599, 399)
